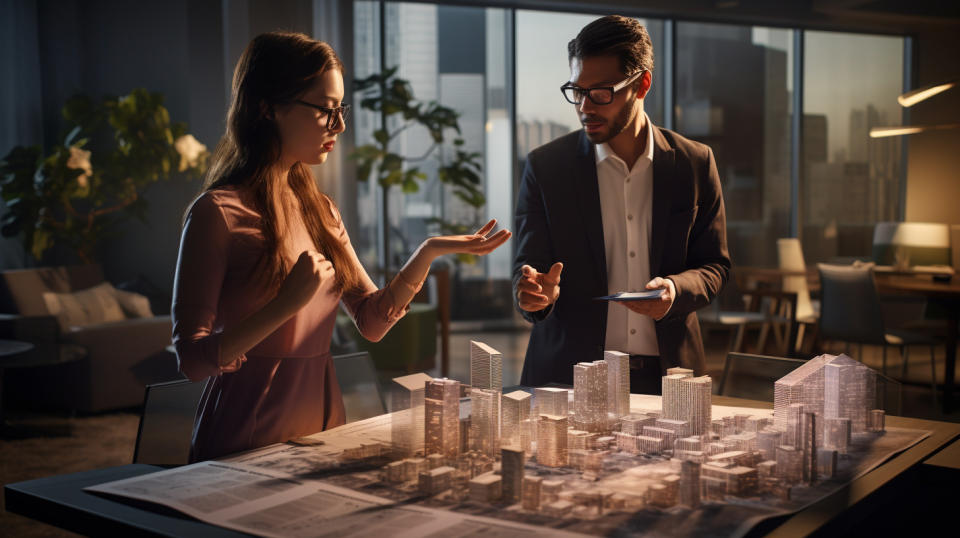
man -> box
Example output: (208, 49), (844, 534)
(513, 15), (730, 393)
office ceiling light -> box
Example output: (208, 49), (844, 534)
(898, 78), (958, 107)
(869, 123), (960, 138)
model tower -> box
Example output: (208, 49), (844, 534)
(470, 388), (501, 457)
(425, 378), (461, 459)
(574, 360), (608, 432)
(663, 370), (712, 436)
(604, 350), (630, 419)
(502, 390), (532, 454)
(470, 341), (503, 391)
(391, 373), (433, 456)
(537, 414), (568, 467)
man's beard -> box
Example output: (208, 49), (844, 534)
(583, 99), (635, 144)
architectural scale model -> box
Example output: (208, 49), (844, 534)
(368, 349), (905, 534)
(470, 340), (503, 391)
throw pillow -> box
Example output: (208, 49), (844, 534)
(41, 282), (127, 330)
(111, 287), (154, 318)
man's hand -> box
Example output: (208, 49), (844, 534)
(517, 262), (563, 312)
(619, 277), (676, 320)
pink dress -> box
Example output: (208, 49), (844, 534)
(172, 186), (415, 462)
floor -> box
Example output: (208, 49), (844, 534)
(2, 322), (958, 537)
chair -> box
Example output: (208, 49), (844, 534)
(133, 379), (205, 466)
(332, 351), (387, 423)
(817, 263), (939, 406)
(717, 352), (806, 401)
(700, 270), (799, 356)
(777, 238), (819, 352)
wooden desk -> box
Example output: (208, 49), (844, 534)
(6, 396), (959, 538)
(874, 273), (960, 412)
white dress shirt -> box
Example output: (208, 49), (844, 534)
(596, 114), (658, 356)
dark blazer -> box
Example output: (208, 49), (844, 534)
(513, 126), (730, 386)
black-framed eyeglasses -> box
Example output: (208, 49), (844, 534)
(294, 100), (351, 130)
(560, 70), (646, 106)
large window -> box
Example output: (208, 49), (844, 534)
(802, 31), (904, 263)
(349, 5), (909, 320)
(676, 22), (794, 267)
(354, 2), (513, 319)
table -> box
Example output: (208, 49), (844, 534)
(873, 273), (960, 412)
(5, 395), (959, 537)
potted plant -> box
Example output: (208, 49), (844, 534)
(351, 66), (487, 273)
(0, 88), (208, 264)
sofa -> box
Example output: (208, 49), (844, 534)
(0, 264), (179, 413)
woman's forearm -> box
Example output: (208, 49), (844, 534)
(218, 296), (297, 365)
(388, 239), (437, 305)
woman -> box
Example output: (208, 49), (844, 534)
(172, 32), (510, 462)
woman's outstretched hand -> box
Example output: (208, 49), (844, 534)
(424, 219), (511, 258)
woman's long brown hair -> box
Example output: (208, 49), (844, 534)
(200, 31), (360, 294)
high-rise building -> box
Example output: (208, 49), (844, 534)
(425, 378), (460, 460)
(774, 353), (876, 436)
(574, 361), (608, 432)
(534, 387), (568, 418)
(502, 390), (532, 454)
(784, 403), (805, 448)
(604, 350), (630, 418)
(537, 414), (568, 467)
(391, 373), (433, 456)
(522, 475), (542, 510)
(470, 388), (501, 457)
(679, 460), (701, 508)
(501, 447), (525, 503)
(470, 341), (503, 391)
(663, 373), (712, 436)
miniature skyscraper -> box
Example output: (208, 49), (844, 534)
(663, 371), (712, 436)
(502, 390), (532, 454)
(425, 378), (460, 460)
(604, 351), (630, 418)
(774, 353), (876, 437)
(470, 388), (501, 457)
(391, 373), (433, 457)
(537, 415), (568, 467)
(501, 447), (525, 503)
(534, 387), (568, 418)
(574, 361), (608, 432)
(470, 341), (503, 391)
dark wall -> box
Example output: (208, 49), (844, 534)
(0, 0), (322, 307)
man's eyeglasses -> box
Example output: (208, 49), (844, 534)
(294, 100), (351, 130)
(560, 69), (646, 106)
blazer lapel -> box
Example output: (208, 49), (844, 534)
(650, 125), (676, 278)
(572, 132), (607, 290)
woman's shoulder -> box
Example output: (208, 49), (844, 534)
(191, 186), (257, 218)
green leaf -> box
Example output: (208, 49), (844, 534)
(373, 129), (390, 146)
(382, 153), (402, 172)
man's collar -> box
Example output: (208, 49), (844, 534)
(595, 112), (655, 168)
